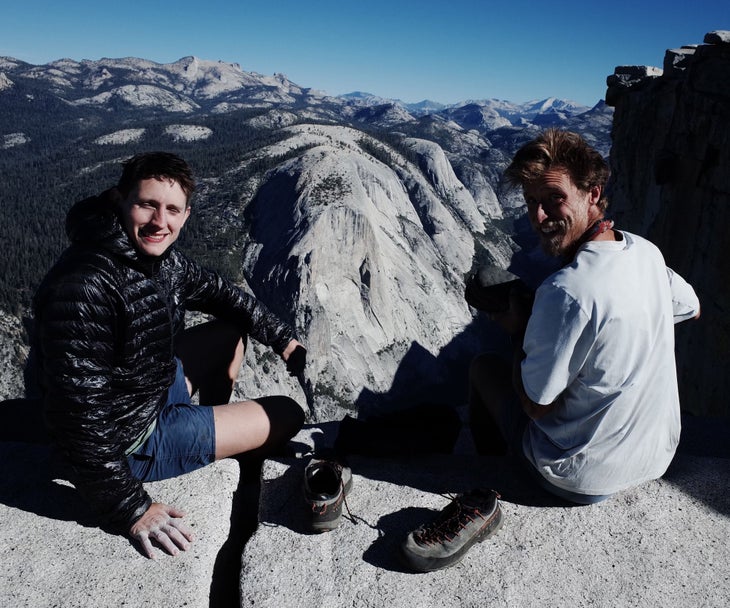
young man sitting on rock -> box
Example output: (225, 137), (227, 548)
(400, 129), (700, 572)
(33, 152), (306, 559)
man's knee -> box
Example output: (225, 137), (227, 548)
(178, 320), (247, 401)
(257, 395), (305, 440)
(179, 320), (246, 363)
(280, 397), (306, 436)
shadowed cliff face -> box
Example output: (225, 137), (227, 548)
(607, 31), (730, 417)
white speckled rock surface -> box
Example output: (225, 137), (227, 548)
(0, 444), (240, 608)
(241, 425), (730, 608)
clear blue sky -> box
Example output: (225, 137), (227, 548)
(2, 0), (728, 106)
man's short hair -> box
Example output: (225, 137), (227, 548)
(117, 152), (196, 203)
(504, 129), (610, 211)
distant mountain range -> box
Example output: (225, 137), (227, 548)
(0, 55), (613, 415)
(341, 90), (592, 119)
(0, 55), (611, 150)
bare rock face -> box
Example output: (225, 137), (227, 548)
(0, 449), (240, 608)
(236, 125), (509, 419)
(240, 426), (730, 608)
(606, 31), (730, 416)
(0, 72), (13, 91)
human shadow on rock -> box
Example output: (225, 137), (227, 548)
(1, 398), (115, 530)
(256, 458), (313, 534)
(0, 397), (49, 444)
(361, 506), (438, 573)
(0, 397), (92, 524)
(354, 316), (506, 418)
(0, 440), (96, 526)
(210, 455), (266, 608)
(350, 455), (572, 509)
(664, 416), (730, 517)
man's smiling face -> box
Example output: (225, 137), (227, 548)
(523, 168), (601, 257)
(121, 177), (190, 257)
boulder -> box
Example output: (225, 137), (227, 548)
(704, 30), (730, 45)
(663, 47), (697, 76)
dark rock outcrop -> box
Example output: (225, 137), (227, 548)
(606, 31), (730, 417)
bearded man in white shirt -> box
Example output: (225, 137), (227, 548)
(400, 129), (700, 573)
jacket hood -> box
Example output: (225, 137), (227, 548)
(65, 187), (125, 245)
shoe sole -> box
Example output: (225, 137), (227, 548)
(400, 504), (503, 572)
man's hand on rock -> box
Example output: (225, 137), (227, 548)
(129, 502), (195, 559)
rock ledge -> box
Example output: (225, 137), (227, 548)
(241, 425), (729, 608)
(0, 443), (240, 608)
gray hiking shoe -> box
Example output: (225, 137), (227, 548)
(303, 454), (353, 532)
(400, 488), (502, 572)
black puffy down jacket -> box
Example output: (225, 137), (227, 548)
(33, 189), (294, 530)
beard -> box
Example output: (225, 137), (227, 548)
(537, 219), (569, 257)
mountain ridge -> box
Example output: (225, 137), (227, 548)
(0, 54), (601, 123)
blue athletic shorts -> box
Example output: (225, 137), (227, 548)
(127, 359), (216, 482)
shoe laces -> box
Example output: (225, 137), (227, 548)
(341, 482), (357, 524)
(415, 491), (497, 546)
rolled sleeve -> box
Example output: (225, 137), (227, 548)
(666, 267), (700, 323)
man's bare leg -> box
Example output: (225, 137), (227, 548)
(212, 396), (303, 459)
(176, 319), (245, 405)
(176, 319), (304, 460)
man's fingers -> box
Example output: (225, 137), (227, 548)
(130, 503), (195, 558)
(168, 518), (195, 542)
(162, 523), (193, 551)
(166, 506), (187, 519)
(137, 533), (157, 560)
(148, 523), (193, 556)
(150, 528), (182, 556)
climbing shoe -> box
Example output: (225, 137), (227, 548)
(303, 454), (353, 532)
(400, 488), (502, 572)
